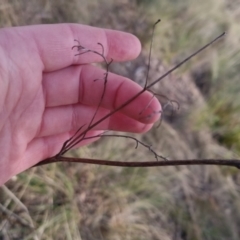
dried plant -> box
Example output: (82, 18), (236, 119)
(34, 21), (239, 169)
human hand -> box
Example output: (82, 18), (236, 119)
(0, 24), (161, 185)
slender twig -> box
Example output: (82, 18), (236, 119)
(81, 133), (167, 161)
(59, 42), (113, 155)
(144, 19), (161, 88)
(35, 157), (240, 169)
(34, 26), (227, 168)
(146, 32), (225, 90)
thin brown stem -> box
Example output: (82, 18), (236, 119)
(146, 32), (225, 89)
(144, 19), (161, 88)
(37, 31), (226, 167)
(35, 157), (240, 169)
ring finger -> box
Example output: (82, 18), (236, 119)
(37, 103), (153, 138)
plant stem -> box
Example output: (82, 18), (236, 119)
(35, 156), (240, 169)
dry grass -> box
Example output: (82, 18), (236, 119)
(1, 0), (240, 239)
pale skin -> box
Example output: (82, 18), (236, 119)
(0, 24), (161, 185)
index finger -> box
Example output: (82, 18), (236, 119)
(9, 24), (141, 71)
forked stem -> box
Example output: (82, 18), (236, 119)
(34, 25), (229, 168)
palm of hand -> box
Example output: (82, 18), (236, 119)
(0, 24), (160, 185)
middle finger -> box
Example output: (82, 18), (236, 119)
(43, 65), (161, 124)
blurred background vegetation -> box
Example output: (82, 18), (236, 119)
(1, 0), (240, 239)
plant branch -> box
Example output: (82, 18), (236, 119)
(36, 27), (226, 167)
(82, 133), (167, 160)
(35, 157), (240, 169)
